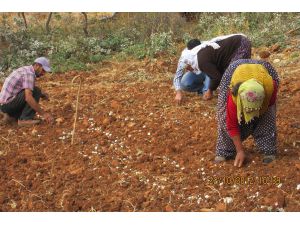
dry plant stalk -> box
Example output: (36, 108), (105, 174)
(71, 75), (83, 145)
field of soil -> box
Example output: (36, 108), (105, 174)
(0, 39), (299, 212)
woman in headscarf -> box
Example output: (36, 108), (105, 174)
(215, 58), (280, 167)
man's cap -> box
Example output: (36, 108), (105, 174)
(34, 57), (51, 72)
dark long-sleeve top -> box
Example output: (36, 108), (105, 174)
(197, 35), (243, 91)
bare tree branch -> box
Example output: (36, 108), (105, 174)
(46, 12), (53, 34)
(82, 12), (88, 37)
(18, 12), (28, 29)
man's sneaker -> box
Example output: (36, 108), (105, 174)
(262, 155), (276, 164)
(18, 119), (40, 127)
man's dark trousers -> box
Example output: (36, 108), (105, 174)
(0, 87), (41, 120)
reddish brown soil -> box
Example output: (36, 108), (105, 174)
(0, 44), (299, 212)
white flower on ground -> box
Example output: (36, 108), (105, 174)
(223, 197), (233, 204)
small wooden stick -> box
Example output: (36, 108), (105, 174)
(71, 75), (83, 145)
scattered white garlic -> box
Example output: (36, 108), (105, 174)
(223, 197), (233, 204)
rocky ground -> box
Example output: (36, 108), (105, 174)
(0, 38), (299, 212)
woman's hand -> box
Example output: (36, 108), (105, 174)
(234, 151), (246, 167)
(231, 135), (245, 167)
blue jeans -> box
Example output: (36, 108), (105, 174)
(180, 71), (211, 94)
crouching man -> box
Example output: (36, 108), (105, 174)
(0, 57), (54, 126)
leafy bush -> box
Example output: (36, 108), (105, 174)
(88, 54), (105, 63)
(195, 13), (299, 47)
(99, 33), (131, 52)
(51, 56), (88, 73)
(123, 43), (147, 59)
(0, 12), (299, 75)
(148, 31), (176, 57)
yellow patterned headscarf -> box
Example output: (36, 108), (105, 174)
(237, 79), (265, 124)
(230, 64), (274, 123)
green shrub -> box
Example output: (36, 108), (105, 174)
(0, 12), (299, 75)
(51, 57), (87, 73)
(148, 31), (176, 57)
(89, 54), (106, 63)
(195, 13), (299, 47)
(123, 43), (147, 59)
(99, 33), (130, 52)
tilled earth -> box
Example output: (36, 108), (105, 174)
(0, 41), (299, 212)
